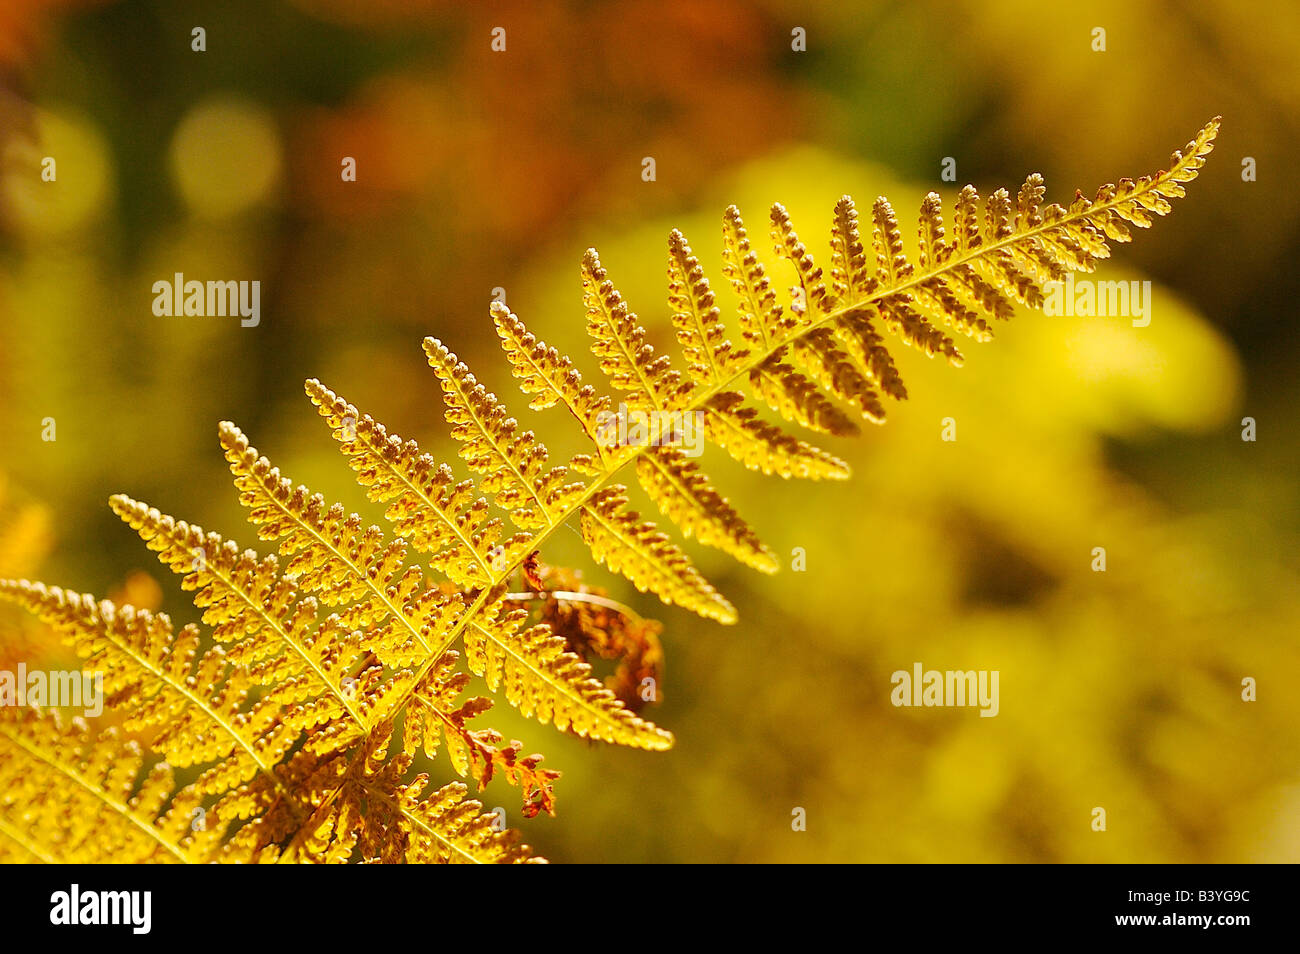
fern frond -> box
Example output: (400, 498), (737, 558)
(0, 119), (1218, 864)
(429, 121), (1217, 625)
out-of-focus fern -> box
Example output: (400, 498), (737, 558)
(0, 119), (1219, 863)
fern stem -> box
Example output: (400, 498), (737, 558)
(504, 588), (650, 623)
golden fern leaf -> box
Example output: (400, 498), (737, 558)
(406, 121), (1214, 625)
(436, 120), (1217, 623)
(464, 585), (674, 750)
(667, 228), (749, 383)
(721, 204), (796, 350)
(703, 391), (851, 480)
(303, 114), (1217, 848)
(0, 119), (1218, 864)
(490, 302), (612, 441)
(770, 201), (831, 321)
(0, 707), (229, 863)
(636, 447), (778, 573)
(748, 353), (861, 436)
(785, 327), (888, 423)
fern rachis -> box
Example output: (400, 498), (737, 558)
(0, 119), (1219, 863)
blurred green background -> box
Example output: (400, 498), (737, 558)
(1, 0), (1298, 862)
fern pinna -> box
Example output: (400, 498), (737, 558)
(0, 119), (1219, 863)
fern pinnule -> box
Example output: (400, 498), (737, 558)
(668, 228), (749, 383)
(636, 447), (778, 573)
(701, 390), (852, 480)
(580, 485), (739, 623)
(747, 353), (862, 437)
(770, 200), (832, 318)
